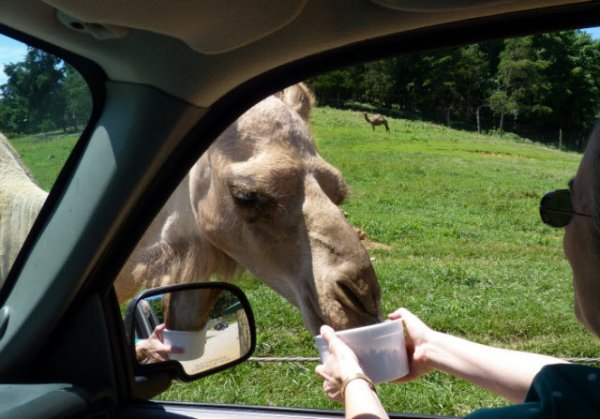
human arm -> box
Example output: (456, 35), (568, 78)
(135, 323), (183, 363)
(390, 308), (569, 403)
(315, 325), (389, 419)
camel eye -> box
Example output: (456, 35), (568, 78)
(232, 189), (262, 209)
(229, 183), (273, 214)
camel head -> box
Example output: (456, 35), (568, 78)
(116, 84), (383, 336)
(188, 85), (382, 334)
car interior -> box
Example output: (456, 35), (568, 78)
(1, 1), (600, 418)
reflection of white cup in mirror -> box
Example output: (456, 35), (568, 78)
(163, 326), (208, 361)
(314, 320), (409, 384)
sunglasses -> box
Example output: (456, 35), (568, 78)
(539, 189), (593, 228)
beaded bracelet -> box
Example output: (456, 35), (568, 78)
(340, 372), (376, 399)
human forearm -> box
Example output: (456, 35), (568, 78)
(425, 331), (568, 402)
(316, 325), (390, 418)
(344, 379), (388, 419)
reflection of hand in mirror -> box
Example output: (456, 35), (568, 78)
(135, 323), (183, 363)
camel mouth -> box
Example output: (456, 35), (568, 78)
(335, 281), (371, 315)
(303, 287), (381, 333)
(333, 279), (381, 321)
(305, 285), (382, 333)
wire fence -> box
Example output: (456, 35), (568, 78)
(248, 356), (320, 363)
(248, 356), (600, 364)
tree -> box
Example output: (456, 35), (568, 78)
(370, 55), (430, 118)
(63, 64), (92, 131)
(0, 48), (92, 135)
(360, 60), (395, 107)
(488, 90), (515, 134)
(455, 44), (493, 133)
(533, 31), (600, 145)
(490, 37), (551, 134)
(307, 67), (365, 105)
(419, 51), (463, 124)
(1, 47), (66, 134)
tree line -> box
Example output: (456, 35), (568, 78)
(307, 30), (600, 151)
(0, 47), (91, 136)
(2, 32), (600, 150)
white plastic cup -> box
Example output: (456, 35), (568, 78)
(314, 319), (409, 384)
(163, 326), (208, 361)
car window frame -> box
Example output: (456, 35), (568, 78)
(1, 3), (600, 416)
(0, 23), (106, 304)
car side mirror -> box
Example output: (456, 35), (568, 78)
(124, 282), (255, 381)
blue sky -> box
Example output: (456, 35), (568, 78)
(583, 26), (600, 40)
(1, 27), (600, 85)
(0, 35), (28, 85)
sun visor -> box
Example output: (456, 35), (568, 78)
(44, 0), (307, 54)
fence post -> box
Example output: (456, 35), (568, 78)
(559, 128), (563, 150)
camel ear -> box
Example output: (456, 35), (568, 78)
(189, 156), (212, 204)
(275, 82), (316, 122)
(160, 212), (183, 243)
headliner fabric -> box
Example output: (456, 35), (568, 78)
(42, 0), (307, 54)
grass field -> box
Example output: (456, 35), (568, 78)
(10, 132), (80, 191)
(10, 107), (599, 417)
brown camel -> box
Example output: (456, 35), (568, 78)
(115, 83), (382, 335)
(363, 112), (390, 132)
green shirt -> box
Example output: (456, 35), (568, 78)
(466, 364), (600, 418)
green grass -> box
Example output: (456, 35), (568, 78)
(9, 108), (599, 416)
(9, 132), (79, 191)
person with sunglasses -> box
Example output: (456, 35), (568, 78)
(316, 128), (600, 418)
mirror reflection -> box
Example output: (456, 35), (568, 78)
(132, 287), (252, 376)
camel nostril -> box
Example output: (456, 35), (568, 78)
(334, 280), (372, 316)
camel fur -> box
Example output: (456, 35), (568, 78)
(0, 134), (48, 284)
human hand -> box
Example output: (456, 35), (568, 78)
(315, 325), (364, 403)
(388, 308), (435, 381)
(136, 323), (184, 363)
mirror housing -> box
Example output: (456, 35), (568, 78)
(124, 282), (255, 382)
